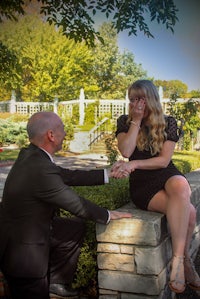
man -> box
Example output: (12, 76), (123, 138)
(0, 111), (131, 299)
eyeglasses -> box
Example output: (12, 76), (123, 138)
(129, 96), (146, 103)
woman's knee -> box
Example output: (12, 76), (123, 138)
(165, 176), (191, 200)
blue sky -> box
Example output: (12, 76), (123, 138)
(117, 0), (200, 91)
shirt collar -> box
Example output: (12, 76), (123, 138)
(39, 147), (54, 163)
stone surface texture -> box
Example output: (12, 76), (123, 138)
(96, 170), (200, 299)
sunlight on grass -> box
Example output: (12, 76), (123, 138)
(1, 149), (200, 174)
(0, 149), (20, 161)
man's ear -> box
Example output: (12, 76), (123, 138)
(47, 130), (54, 142)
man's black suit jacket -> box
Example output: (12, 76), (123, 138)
(0, 143), (109, 278)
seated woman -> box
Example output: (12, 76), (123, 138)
(114, 79), (200, 294)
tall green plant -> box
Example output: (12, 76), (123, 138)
(104, 132), (119, 165)
(167, 97), (200, 150)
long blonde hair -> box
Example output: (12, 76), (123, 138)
(127, 80), (166, 155)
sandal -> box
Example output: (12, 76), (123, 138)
(169, 255), (186, 294)
(184, 256), (200, 291)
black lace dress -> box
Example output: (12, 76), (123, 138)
(116, 115), (184, 210)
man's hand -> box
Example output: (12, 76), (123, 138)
(109, 210), (132, 220)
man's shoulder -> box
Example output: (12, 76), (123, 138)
(16, 145), (52, 168)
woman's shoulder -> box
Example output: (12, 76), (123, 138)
(117, 114), (129, 128)
(164, 115), (178, 127)
(117, 114), (128, 122)
(164, 115), (180, 141)
(164, 115), (176, 121)
(116, 115), (129, 135)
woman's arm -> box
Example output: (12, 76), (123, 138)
(117, 124), (140, 158)
(116, 140), (176, 173)
(117, 98), (145, 158)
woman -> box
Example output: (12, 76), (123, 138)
(114, 79), (200, 294)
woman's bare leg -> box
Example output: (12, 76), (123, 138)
(184, 204), (196, 258)
(147, 175), (191, 293)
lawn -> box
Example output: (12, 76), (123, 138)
(1, 148), (200, 174)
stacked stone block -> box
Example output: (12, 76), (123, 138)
(96, 170), (200, 299)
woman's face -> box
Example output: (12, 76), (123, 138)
(129, 90), (149, 118)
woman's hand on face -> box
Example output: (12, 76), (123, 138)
(129, 98), (146, 121)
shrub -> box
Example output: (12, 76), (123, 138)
(60, 177), (130, 291)
(104, 132), (119, 165)
(84, 102), (99, 126)
(9, 114), (29, 122)
(15, 134), (29, 148)
(0, 118), (28, 147)
(0, 112), (13, 119)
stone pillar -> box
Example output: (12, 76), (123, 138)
(96, 203), (172, 298)
(96, 170), (200, 299)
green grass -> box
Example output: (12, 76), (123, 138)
(1, 148), (200, 174)
(0, 149), (20, 161)
(172, 150), (200, 173)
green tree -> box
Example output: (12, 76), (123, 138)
(0, 0), (179, 99)
(189, 90), (200, 98)
(0, 0), (179, 46)
(167, 98), (200, 150)
(116, 50), (147, 95)
(179, 101), (200, 150)
(0, 41), (21, 92)
(0, 15), (97, 101)
(0, 16), (147, 101)
(154, 79), (188, 98)
(89, 22), (119, 98)
(90, 23), (147, 99)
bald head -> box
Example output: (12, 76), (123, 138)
(27, 112), (66, 154)
(27, 112), (60, 140)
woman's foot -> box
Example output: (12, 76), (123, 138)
(184, 256), (200, 290)
(169, 255), (186, 293)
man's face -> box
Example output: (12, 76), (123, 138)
(53, 120), (66, 152)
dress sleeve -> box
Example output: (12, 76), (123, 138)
(165, 116), (180, 142)
(115, 115), (129, 136)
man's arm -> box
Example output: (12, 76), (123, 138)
(59, 160), (130, 186)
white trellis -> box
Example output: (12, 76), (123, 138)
(0, 89), (199, 122)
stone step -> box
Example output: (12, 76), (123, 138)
(69, 131), (107, 154)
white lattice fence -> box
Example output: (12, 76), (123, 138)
(0, 102), (9, 113)
(98, 100), (128, 119)
(15, 102), (54, 115)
